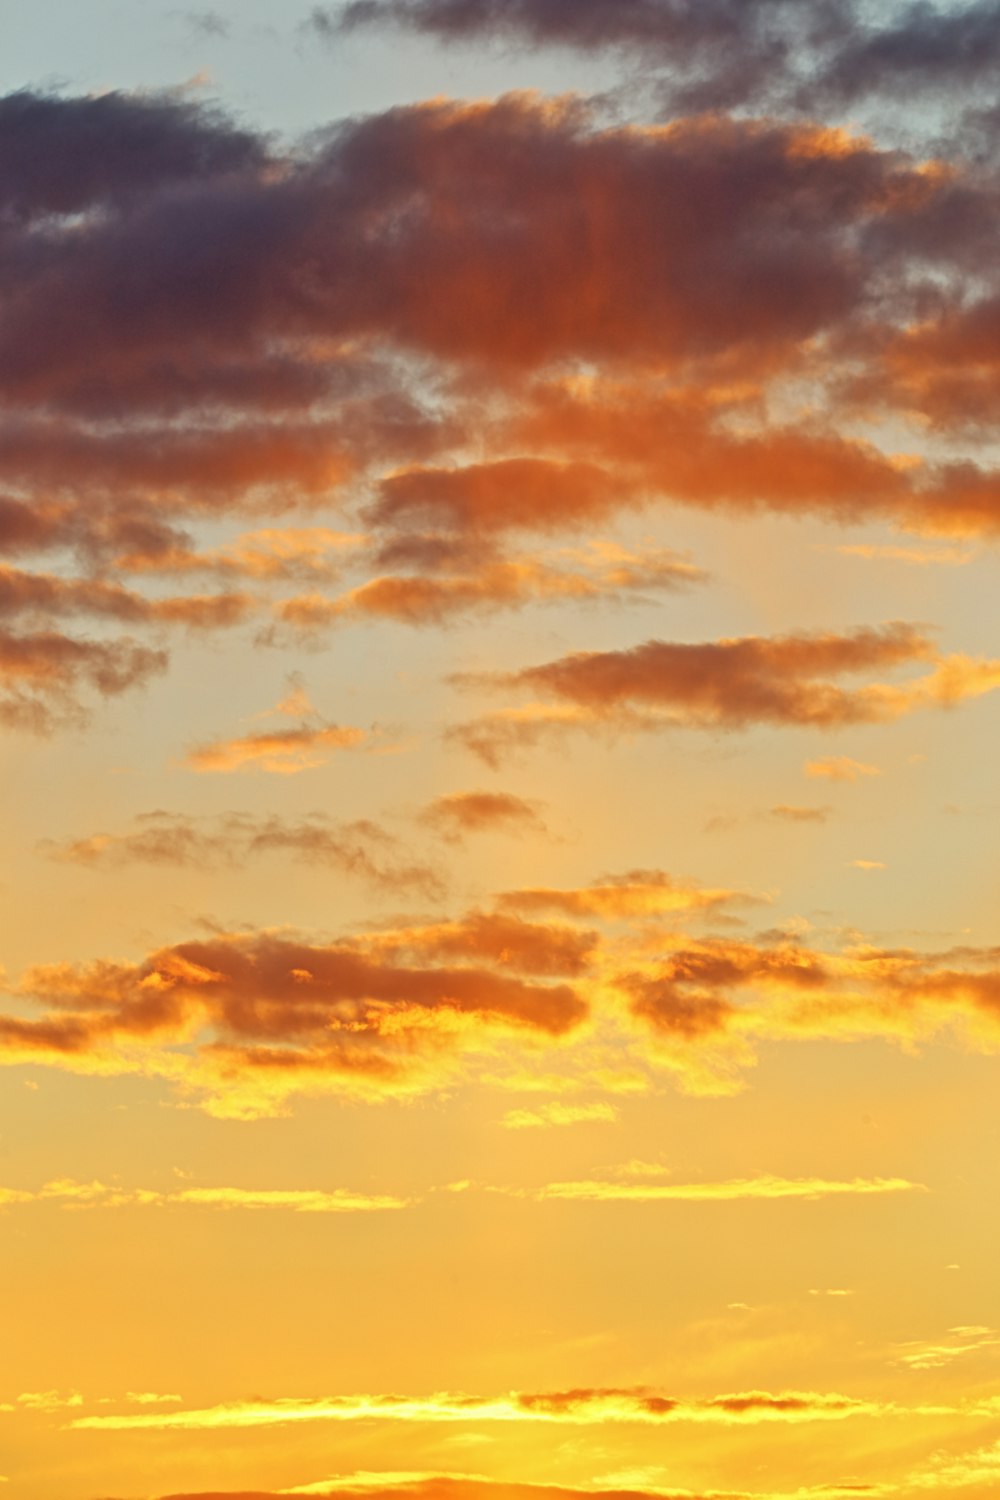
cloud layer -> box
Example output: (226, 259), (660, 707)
(7, 79), (1000, 729)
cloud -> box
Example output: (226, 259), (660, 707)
(328, 0), (833, 122)
(115, 1393), (182, 1405)
(816, 1), (1000, 107)
(894, 1325), (1000, 1370)
(0, 565), (253, 630)
(420, 791), (549, 841)
(365, 912), (596, 977)
(184, 723), (369, 774)
(0, 87), (262, 219)
(769, 805), (831, 824)
(614, 931), (1000, 1093)
(10, 903), (1000, 1111)
(0, 88), (990, 498)
(67, 1384), (905, 1432)
(369, 461), (629, 537)
(0, 417), (361, 504)
(326, 0), (1000, 123)
(0, 1178), (409, 1214)
(521, 1174), (924, 1203)
(14, 1389), (84, 1412)
(507, 381), (931, 531)
(706, 805), (832, 832)
(451, 625), (1000, 762)
(831, 543), (977, 567)
(0, 626), (167, 732)
(863, 297), (1000, 434)
(184, 9), (231, 38)
(0, 926), (588, 1115)
(172, 1186), (408, 1213)
(4, 81), (1000, 744)
(805, 756), (882, 781)
(501, 1101), (618, 1129)
(42, 811), (443, 896)
(478, 624), (930, 722)
(274, 541), (704, 633)
(56, 1457), (1000, 1500)
(497, 870), (749, 920)
(117, 527), (366, 582)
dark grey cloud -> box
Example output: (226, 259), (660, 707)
(0, 88), (262, 220)
(324, 0), (1000, 120)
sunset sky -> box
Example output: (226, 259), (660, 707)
(3, 3), (1000, 1498)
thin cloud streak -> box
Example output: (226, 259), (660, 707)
(518, 1175), (926, 1203)
(68, 1385), (920, 1433)
(0, 1180), (409, 1213)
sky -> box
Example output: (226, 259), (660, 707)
(3, 1), (1000, 1498)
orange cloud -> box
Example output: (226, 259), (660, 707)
(4, 88), (994, 577)
(0, 626), (167, 732)
(370, 460), (627, 536)
(450, 626), (1000, 762)
(4, 84), (1000, 763)
(10, 908), (1000, 1112)
(0, 926), (589, 1115)
(365, 913), (596, 978)
(420, 791), (549, 842)
(614, 931), (1000, 1094)
(832, 542), (976, 566)
(805, 756), (882, 781)
(0, 564), (254, 629)
(184, 723), (368, 774)
(117, 526), (366, 581)
(275, 544), (702, 632)
(510, 381), (919, 529)
(497, 870), (749, 921)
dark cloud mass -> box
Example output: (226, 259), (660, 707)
(329, 0), (1000, 116)
(332, 0), (856, 116)
(0, 88), (263, 218)
(5, 66), (1000, 730)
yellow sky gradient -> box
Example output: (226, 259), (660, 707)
(3, 3), (1000, 1498)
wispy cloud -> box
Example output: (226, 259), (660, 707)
(805, 757), (882, 781)
(0, 1179), (410, 1213)
(184, 722), (369, 774)
(501, 1101), (618, 1130)
(68, 1385), (912, 1433)
(517, 1175), (925, 1204)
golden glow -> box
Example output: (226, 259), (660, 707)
(4, 11), (1000, 1500)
